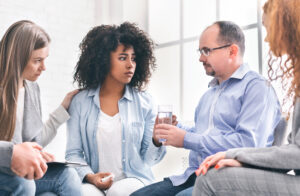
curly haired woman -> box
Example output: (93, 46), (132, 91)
(193, 0), (300, 195)
(65, 22), (166, 196)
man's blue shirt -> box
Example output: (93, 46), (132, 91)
(170, 63), (281, 185)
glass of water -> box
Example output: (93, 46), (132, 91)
(157, 105), (172, 142)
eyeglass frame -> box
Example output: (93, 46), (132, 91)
(197, 44), (232, 57)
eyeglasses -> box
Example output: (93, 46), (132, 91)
(197, 44), (231, 56)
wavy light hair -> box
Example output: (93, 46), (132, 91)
(0, 20), (50, 141)
(264, 0), (300, 116)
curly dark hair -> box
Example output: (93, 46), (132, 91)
(73, 22), (156, 91)
(264, 0), (300, 118)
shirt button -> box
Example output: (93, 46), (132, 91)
(122, 140), (125, 143)
(123, 159), (125, 162)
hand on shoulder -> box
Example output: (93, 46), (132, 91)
(61, 89), (80, 110)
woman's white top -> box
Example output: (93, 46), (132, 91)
(14, 87), (25, 143)
(97, 110), (125, 181)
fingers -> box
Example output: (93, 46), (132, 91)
(155, 116), (158, 125)
(41, 151), (55, 162)
(40, 160), (48, 174)
(172, 115), (178, 126)
(33, 152), (47, 179)
(155, 123), (174, 130)
(156, 131), (168, 139)
(195, 168), (201, 176)
(47, 152), (55, 161)
(106, 178), (113, 188)
(155, 126), (171, 137)
(40, 152), (51, 162)
(172, 115), (177, 120)
(197, 163), (209, 176)
(195, 161), (210, 176)
(95, 173), (114, 190)
(155, 133), (168, 146)
(208, 152), (226, 167)
(11, 142), (47, 179)
(68, 89), (80, 97)
(196, 159), (242, 176)
(101, 172), (111, 177)
(195, 152), (226, 176)
(30, 142), (43, 151)
(25, 167), (34, 180)
(215, 159), (242, 169)
(61, 89), (80, 110)
(34, 164), (45, 180)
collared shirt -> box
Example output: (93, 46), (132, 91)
(170, 63), (281, 186)
(65, 85), (166, 185)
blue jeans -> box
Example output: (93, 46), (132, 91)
(0, 165), (82, 196)
(130, 174), (196, 196)
(176, 186), (193, 196)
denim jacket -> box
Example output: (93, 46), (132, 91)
(65, 85), (166, 184)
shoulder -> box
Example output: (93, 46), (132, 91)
(243, 71), (266, 83)
(132, 88), (155, 105)
(239, 71), (278, 101)
(71, 88), (93, 105)
(242, 71), (271, 89)
(68, 88), (96, 115)
(73, 89), (90, 100)
(130, 87), (156, 115)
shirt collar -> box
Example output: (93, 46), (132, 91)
(87, 86), (101, 108)
(208, 63), (250, 87)
(122, 85), (133, 101)
(87, 84), (133, 103)
(230, 63), (250, 80)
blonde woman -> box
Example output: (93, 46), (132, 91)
(0, 20), (81, 195)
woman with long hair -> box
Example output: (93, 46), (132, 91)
(65, 22), (166, 196)
(193, 0), (300, 195)
(0, 20), (81, 195)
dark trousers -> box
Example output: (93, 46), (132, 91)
(130, 174), (196, 196)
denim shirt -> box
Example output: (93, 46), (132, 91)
(170, 64), (281, 186)
(65, 85), (166, 185)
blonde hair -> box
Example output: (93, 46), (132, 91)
(264, 0), (300, 116)
(0, 20), (50, 141)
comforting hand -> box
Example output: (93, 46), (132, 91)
(11, 142), (47, 180)
(195, 152), (242, 176)
(155, 124), (186, 147)
(85, 172), (113, 190)
(61, 89), (80, 110)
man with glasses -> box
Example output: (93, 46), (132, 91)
(131, 21), (281, 196)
